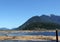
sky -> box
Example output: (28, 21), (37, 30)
(0, 0), (60, 29)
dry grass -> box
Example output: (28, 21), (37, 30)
(0, 36), (57, 40)
(0, 30), (59, 41)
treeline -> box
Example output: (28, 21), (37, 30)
(17, 22), (60, 30)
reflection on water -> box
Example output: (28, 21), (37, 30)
(0, 40), (57, 42)
(0, 31), (57, 36)
(0, 31), (59, 42)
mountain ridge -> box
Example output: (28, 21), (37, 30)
(0, 28), (10, 30)
(14, 14), (60, 30)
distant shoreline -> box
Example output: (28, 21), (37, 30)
(0, 30), (59, 32)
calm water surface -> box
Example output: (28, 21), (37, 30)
(0, 31), (59, 42)
(0, 31), (59, 36)
(0, 40), (57, 42)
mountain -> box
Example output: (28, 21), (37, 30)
(50, 14), (60, 24)
(0, 28), (9, 30)
(16, 14), (60, 30)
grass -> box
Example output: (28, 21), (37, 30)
(0, 36), (56, 40)
(0, 30), (59, 41)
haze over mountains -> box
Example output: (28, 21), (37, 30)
(0, 28), (10, 30)
(1, 14), (60, 30)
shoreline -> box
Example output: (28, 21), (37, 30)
(0, 30), (57, 32)
(0, 30), (59, 41)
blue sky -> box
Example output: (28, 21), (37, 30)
(0, 0), (60, 29)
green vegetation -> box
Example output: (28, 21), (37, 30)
(15, 15), (60, 30)
(17, 22), (60, 30)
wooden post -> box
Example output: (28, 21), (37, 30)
(56, 29), (58, 42)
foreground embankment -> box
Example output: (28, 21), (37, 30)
(0, 36), (57, 40)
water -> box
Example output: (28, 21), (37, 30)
(0, 40), (57, 42)
(0, 31), (57, 36)
(0, 31), (59, 42)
